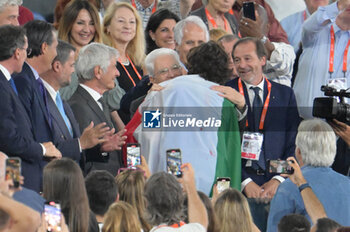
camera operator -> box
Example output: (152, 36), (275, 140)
(328, 119), (350, 176)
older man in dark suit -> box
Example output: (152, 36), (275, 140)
(0, 25), (61, 192)
(40, 40), (111, 166)
(69, 43), (126, 176)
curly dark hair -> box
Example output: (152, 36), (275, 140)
(145, 8), (180, 54)
(187, 41), (232, 85)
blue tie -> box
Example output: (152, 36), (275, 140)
(9, 78), (18, 95)
(56, 92), (73, 137)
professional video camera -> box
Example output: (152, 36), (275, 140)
(313, 85), (350, 124)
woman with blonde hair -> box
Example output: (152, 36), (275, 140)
(102, 2), (145, 119)
(214, 188), (260, 232)
(102, 201), (142, 232)
(115, 169), (150, 232)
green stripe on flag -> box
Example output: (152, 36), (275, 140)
(215, 98), (241, 191)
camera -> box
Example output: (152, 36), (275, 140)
(313, 86), (350, 124)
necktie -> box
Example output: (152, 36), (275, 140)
(56, 92), (73, 137)
(37, 78), (52, 126)
(9, 78), (18, 95)
(98, 97), (113, 128)
(250, 86), (265, 170)
(251, 86), (263, 132)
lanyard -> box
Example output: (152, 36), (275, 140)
(229, 9), (234, 15)
(205, 7), (229, 32)
(131, 0), (157, 14)
(238, 77), (271, 131)
(155, 221), (186, 230)
(118, 55), (142, 87)
(329, 25), (350, 77)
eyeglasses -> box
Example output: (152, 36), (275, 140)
(155, 64), (182, 77)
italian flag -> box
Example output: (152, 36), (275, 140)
(124, 75), (241, 195)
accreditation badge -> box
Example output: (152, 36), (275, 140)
(241, 132), (263, 161)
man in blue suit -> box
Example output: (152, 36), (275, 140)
(40, 40), (111, 167)
(0, 25), (61, 192)
(226, 37), (300, 230)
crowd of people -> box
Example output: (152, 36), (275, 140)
(0, 0), (350, 231)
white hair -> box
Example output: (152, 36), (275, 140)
(296, 119), (336, 167)
(174, 15), (209, 46)
(0, 0), (22, 12)
(76, 43), (119, 82)
(145, 48), (181, 77)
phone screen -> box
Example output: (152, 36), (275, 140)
(268, 160), (294, 174)
(166, 149), (182, 177)
(217, 177), (231, 193)
(5, 158), (21, 188)
(45, 201), (61, 232)
(127, 143), (141, 168)
(243, 2), (256, 21)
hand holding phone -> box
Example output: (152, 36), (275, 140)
(166, 149), (182, 177)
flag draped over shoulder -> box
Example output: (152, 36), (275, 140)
(124, 75), (241, 195)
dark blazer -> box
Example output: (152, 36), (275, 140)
(13, 62), (53, 143)
(226, 78), (300, 185)
(0, 71), (43, 192)
(68, 85), (122, 176)
(46, 92), (82, 163)
(191, 6), (239, 36)
(332, 138), (350, 176)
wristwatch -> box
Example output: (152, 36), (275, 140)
(260, 35), (268, 44)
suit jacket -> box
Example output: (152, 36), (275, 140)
(332, 138), (350, 176)
(46, 92), (82, 163)
(0, 71), (43, 192)
(13, 62), (53, 143)
(226, 78), (300, 185)
(68, 85), (122, 176)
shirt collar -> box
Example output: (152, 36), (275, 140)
(79, 83), (103, 103)
(26, 62), (40, 80)
(243, 76), (265, 91)
(0, 64), (12, 81)
(41, 78), (57, 103)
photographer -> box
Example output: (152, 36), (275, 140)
(267, 119), (350, 231)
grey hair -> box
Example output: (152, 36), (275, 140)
(75, 42), (119, 82)
(0, 0), (22, 13)
(174, 16), (209, 46)
(53, 40), (76, 65)
(145, 48), (181, 77)
(144, 172), (184, 226)
(296, 119), (336, 167)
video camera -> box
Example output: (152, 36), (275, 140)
(312, 85), (350, 124)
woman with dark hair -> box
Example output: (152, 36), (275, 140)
(43, 158), (99, 232)
(145, 8), (180, 54)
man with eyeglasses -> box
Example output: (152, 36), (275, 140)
(129, 48), (185, 116)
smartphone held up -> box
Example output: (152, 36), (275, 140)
(166, 149), (182, 177)
(126, 143), (141, 169)
(268, 160), (294, 174)
(5, 157), (21, 188)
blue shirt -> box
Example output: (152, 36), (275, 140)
(293, 2), (350, 119)
(280, 10), (310, 53)
(267, 166), (350, 231)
